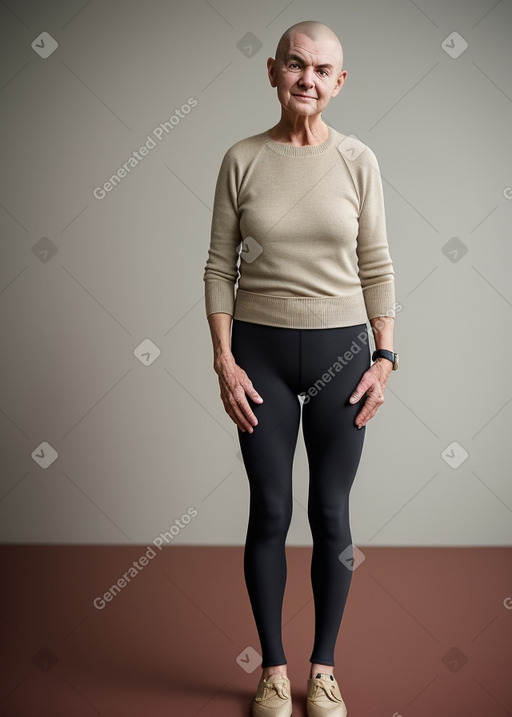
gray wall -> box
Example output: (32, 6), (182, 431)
(0, 0), (511, 546)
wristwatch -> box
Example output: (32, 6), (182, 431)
(372, 349), (399, 371)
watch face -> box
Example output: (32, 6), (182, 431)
(393, 353), (399, 370)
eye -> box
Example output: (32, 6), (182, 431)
(317, 69), (329, 77)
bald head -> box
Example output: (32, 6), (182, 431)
(276, 21), (344, 73)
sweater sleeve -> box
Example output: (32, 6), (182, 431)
(203, 148), (242, 317)
(356, 148), (396, 320)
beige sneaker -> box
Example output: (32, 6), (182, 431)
(306, 673), (347, 717)
(252, 673), (292, 717)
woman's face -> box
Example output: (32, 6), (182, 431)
(268, 32), (346, 118)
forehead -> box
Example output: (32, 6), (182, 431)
(285, 32), (338, 64)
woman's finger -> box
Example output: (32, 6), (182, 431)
(355, 385), (385, 428)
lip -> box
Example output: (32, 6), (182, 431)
(293, 94), (316, 99)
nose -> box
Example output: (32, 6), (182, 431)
(298, 66), (315, 89)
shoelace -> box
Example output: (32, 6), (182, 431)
(255, 678), (290, 702)
(310, 679), (344, 703)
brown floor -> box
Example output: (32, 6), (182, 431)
(0, 546), (511, 716)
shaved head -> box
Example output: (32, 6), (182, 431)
(276, 21), (344, 72)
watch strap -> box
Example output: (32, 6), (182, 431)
(372, 349), (398, 370)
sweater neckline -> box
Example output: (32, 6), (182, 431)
(264, 126), (335, 157)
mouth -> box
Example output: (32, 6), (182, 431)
(293, 94), (316, 99)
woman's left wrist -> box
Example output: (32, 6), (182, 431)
(372, 349), (399, 371)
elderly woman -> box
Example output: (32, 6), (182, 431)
(203, 20), (397, 717)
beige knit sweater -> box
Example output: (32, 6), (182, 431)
(203, 125), (395, 329)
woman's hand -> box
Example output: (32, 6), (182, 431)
(349, 358), (392, 429)
(214, 352), (263, 433)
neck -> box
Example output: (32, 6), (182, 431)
(269, 112), (329, 146)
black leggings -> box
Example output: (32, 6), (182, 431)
(231, 319), (370, 668)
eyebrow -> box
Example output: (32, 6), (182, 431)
(284, 53), (334, 70)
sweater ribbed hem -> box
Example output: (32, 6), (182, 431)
(232, 289), (369, 329)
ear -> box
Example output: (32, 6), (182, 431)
(267, 56), (277, 87)
(331, 70), (347, 97)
